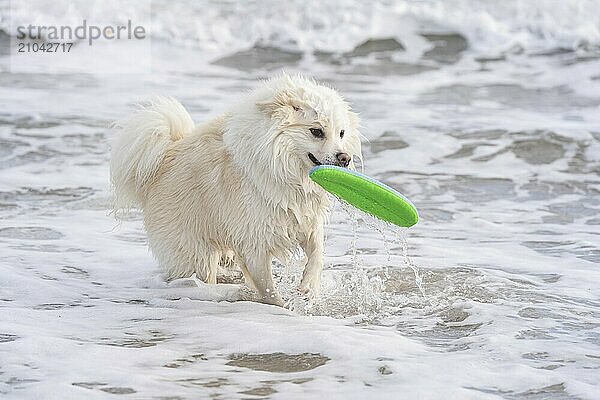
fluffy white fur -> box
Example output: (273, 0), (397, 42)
(110, 74), (362, 306)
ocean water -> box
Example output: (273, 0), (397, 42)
(1, 1), (599, 399)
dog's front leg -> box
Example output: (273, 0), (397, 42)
(243, 251), (284, 306)
(299, 225), (324, 297)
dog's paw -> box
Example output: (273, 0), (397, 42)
(298, 277), (321, 299)
(235, 285), (260, 302)
(259, 290), (285, 307)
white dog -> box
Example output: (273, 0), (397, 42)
(110, 74), (362, 306)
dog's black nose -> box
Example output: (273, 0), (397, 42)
(336, 152), (351, 167)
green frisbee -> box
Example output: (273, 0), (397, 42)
(309, 165), (418, 228)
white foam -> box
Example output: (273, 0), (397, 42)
(1, 2), (600, 398)
(3, 0), (599, 59)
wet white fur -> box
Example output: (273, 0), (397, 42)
(110, 74), (362, 305)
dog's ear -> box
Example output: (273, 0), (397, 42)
(257, 89), (313, 122)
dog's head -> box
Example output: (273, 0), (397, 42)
(257, 75), (362, 173)
(225, 74), (363, 191)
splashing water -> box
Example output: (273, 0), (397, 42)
(273, 197), (431, 319)
(337, 198), (430, 302)
(395, 228), (431, 305)
(344, 200), (360, 265)
(275, 246), (312, 313)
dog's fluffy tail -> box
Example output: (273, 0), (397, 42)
(110, 96), (194, 211)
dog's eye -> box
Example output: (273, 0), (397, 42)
(310, 128), (324, 138)
(340, 130), (345, 138)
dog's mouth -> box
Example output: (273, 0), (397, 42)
(308, 153), (322, 166)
